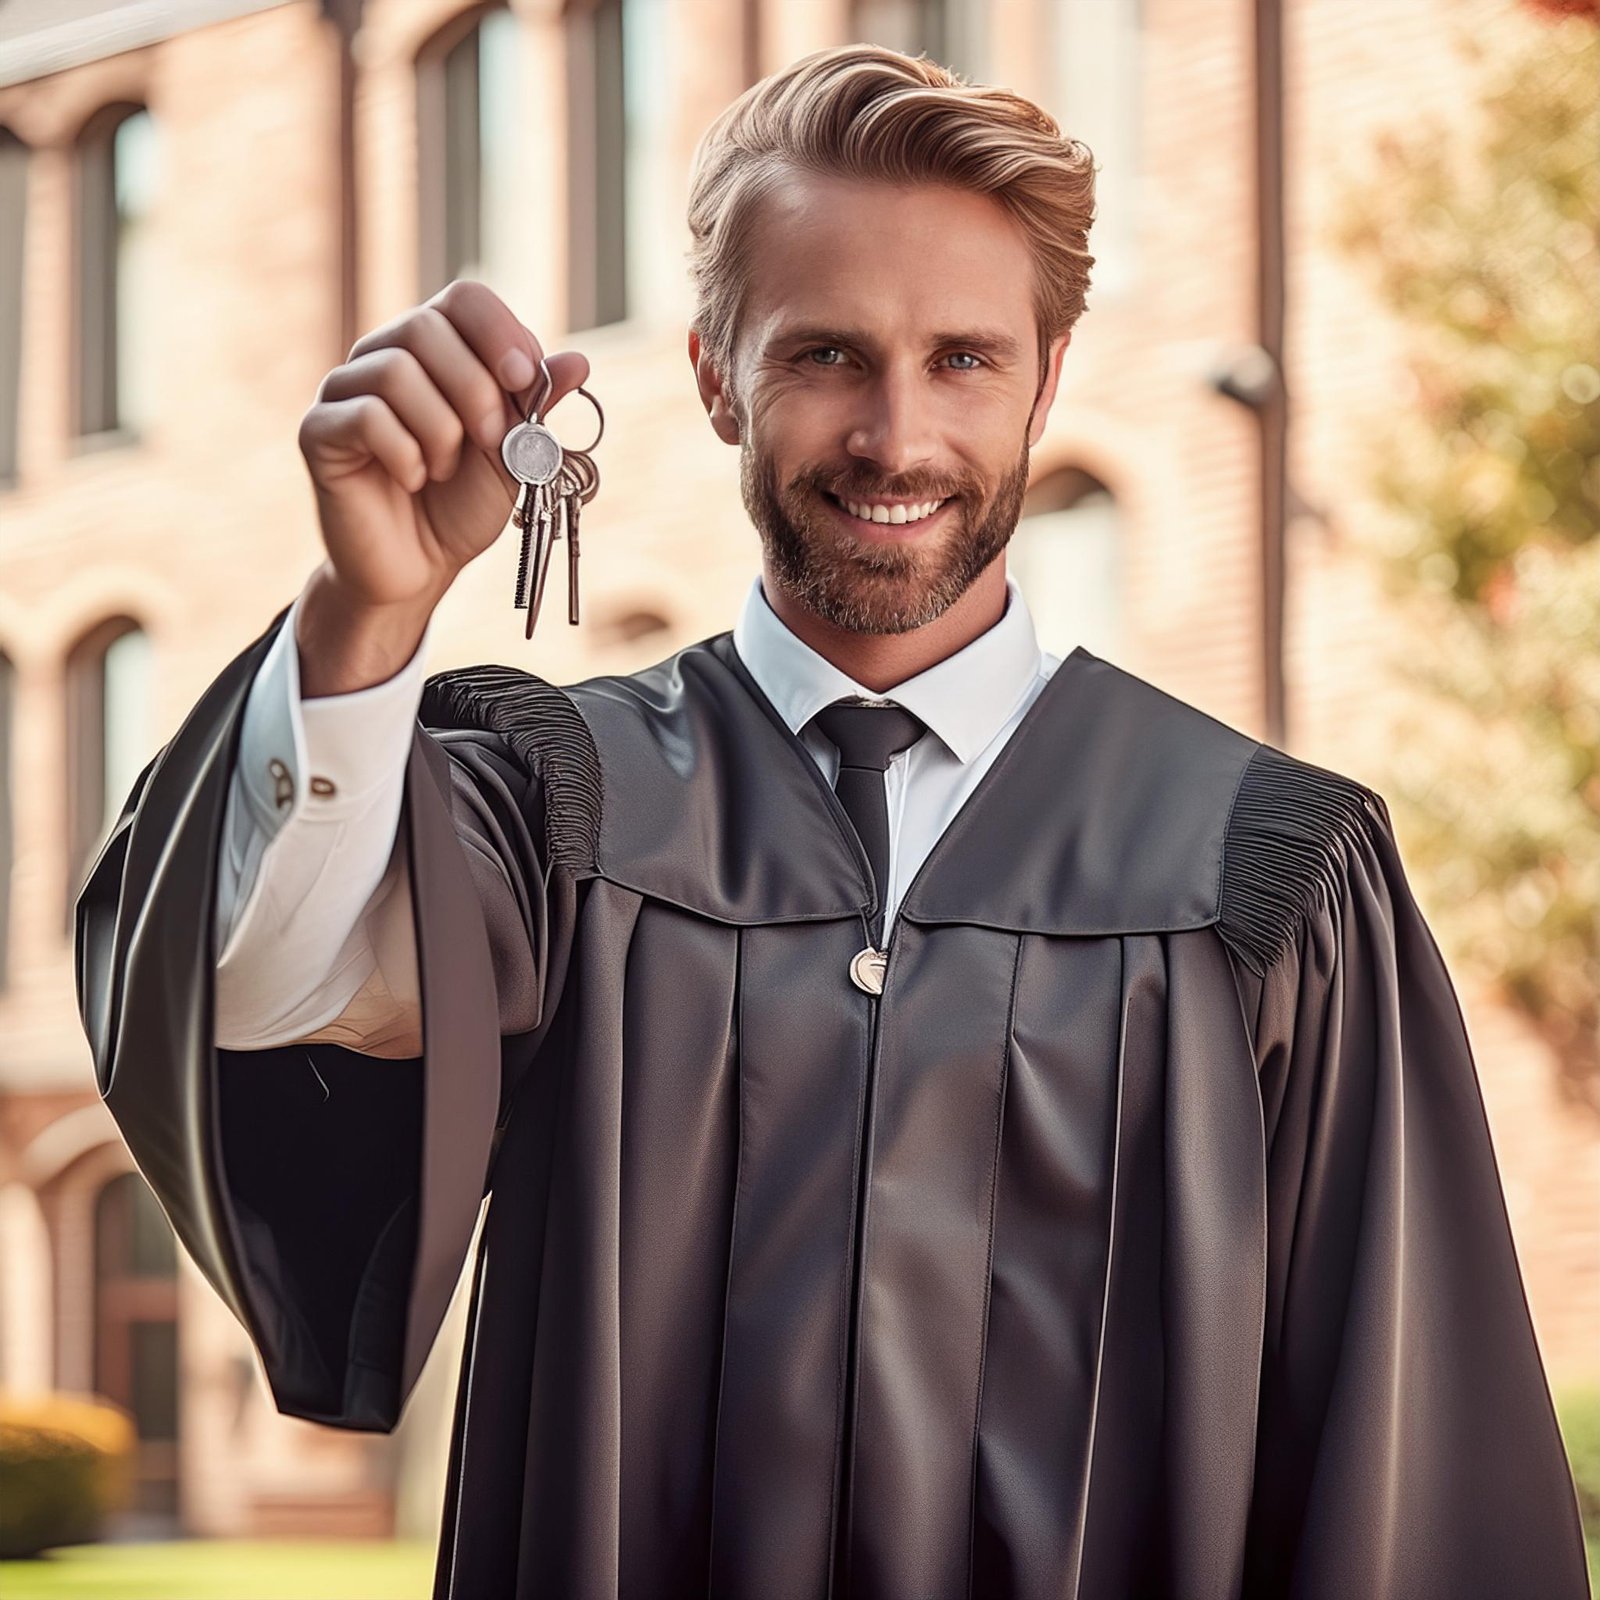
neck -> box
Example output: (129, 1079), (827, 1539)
(762, 556), (1009, 693)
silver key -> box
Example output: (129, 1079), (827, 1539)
(502, 356), (605, 639)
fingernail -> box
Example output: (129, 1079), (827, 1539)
(499, 350), (534, 390)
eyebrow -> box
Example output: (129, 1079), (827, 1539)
(766, 325), (1025, 363)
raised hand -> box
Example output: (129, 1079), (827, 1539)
(291, 280), (589, 692)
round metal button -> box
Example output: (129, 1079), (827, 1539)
(849, 946), (887, 996)
(501, 419), (563, 486)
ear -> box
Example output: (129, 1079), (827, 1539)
(1026, 332), (1072, 448)
(688, 327), (742, 446)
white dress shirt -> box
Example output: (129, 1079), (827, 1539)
(213, 574), (1061, 1048)
(730, 575), (1060, 931)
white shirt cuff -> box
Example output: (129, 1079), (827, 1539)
(235, 588), (432, 836)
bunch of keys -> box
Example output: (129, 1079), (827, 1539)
(500, 356), (605, 640)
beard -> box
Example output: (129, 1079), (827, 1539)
(740, 432), (1032, 635)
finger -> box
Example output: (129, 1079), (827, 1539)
(473, 348), (591, 459)
(301, 392), (428, 495)
(347, 304), (511, 455)
(419, 278), (550, 416)
(532, 349), (593, 427)
(320, 348), (467, 482)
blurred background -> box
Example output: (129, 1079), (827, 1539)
(0, 0), (1595, 1591)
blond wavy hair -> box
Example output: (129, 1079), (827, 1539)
(685, 43), (1098, 397)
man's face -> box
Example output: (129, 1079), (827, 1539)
(695, 171), (1068, 635)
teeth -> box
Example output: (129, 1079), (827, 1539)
(839, 496), (944, 524)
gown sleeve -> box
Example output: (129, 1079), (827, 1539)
(1224, 744), (1591, 1598)
(72, 604), (599, 1432)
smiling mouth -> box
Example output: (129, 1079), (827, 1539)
(820, 490), (955, 531)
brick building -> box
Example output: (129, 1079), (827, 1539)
(0, 0), (1592, 1540)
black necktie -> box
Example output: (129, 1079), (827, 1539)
(808, 699), (928, 948)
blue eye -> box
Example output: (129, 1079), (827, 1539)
(800, 347), (985, 371)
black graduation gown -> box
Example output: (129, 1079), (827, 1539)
(74, 603), (1590, 1600)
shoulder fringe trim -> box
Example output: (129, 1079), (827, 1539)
(1217, 742), (1389, 977)
(419, 665), (602, 873)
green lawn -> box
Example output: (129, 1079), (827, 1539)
(3, 1533), (1595, 1596)
(0, 1540), (436, 1600)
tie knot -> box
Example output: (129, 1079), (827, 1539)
(809, 698), (927, 773)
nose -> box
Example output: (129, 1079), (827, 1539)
(844, 360), (940, 482)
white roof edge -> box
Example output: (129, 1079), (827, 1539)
(0, 0), (298, 91)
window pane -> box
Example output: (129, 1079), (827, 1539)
(444, 26), (481, 283)
(0, 130), (26, 482)
(129, 1178), (177, 1277)
(622, 0), (675, 320)
(77, 133), (116, 435)
(114, 110), (162, 435)
(459, 10), (543, 323)
(591, 0), (627, 326)
(102, 625), (152, 830)
(130, 1319), (179, 1441)
(476, 8), (515, 285)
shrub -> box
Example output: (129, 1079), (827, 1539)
(0, 1391), (136, 1558)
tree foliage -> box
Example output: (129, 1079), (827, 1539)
(1331, 4), (1600, 1109)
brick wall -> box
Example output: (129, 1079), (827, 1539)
(0, 4), (1592, 1544)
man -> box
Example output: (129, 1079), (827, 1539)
(75, 42), (1588, 1600)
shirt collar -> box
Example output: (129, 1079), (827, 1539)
(731, 571), (1050, 764)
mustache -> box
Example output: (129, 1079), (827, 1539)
(810, 479), (965, 502)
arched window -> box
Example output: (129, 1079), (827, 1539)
(74, 105), (163, 444)
(848, 0), (988, 79)
(65, 618), (151, 915)
(0, 127), (28, 485)
(1011, 467), (1125, 662)
(94, 1170), (179, 1518)
(1050, 0), (1143, 295)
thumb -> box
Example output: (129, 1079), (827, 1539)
(505, 349), (592, 427)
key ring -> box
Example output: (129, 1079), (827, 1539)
(525, 356), (605, 452)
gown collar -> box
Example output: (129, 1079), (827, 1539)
(566, 630), (1262, 937)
